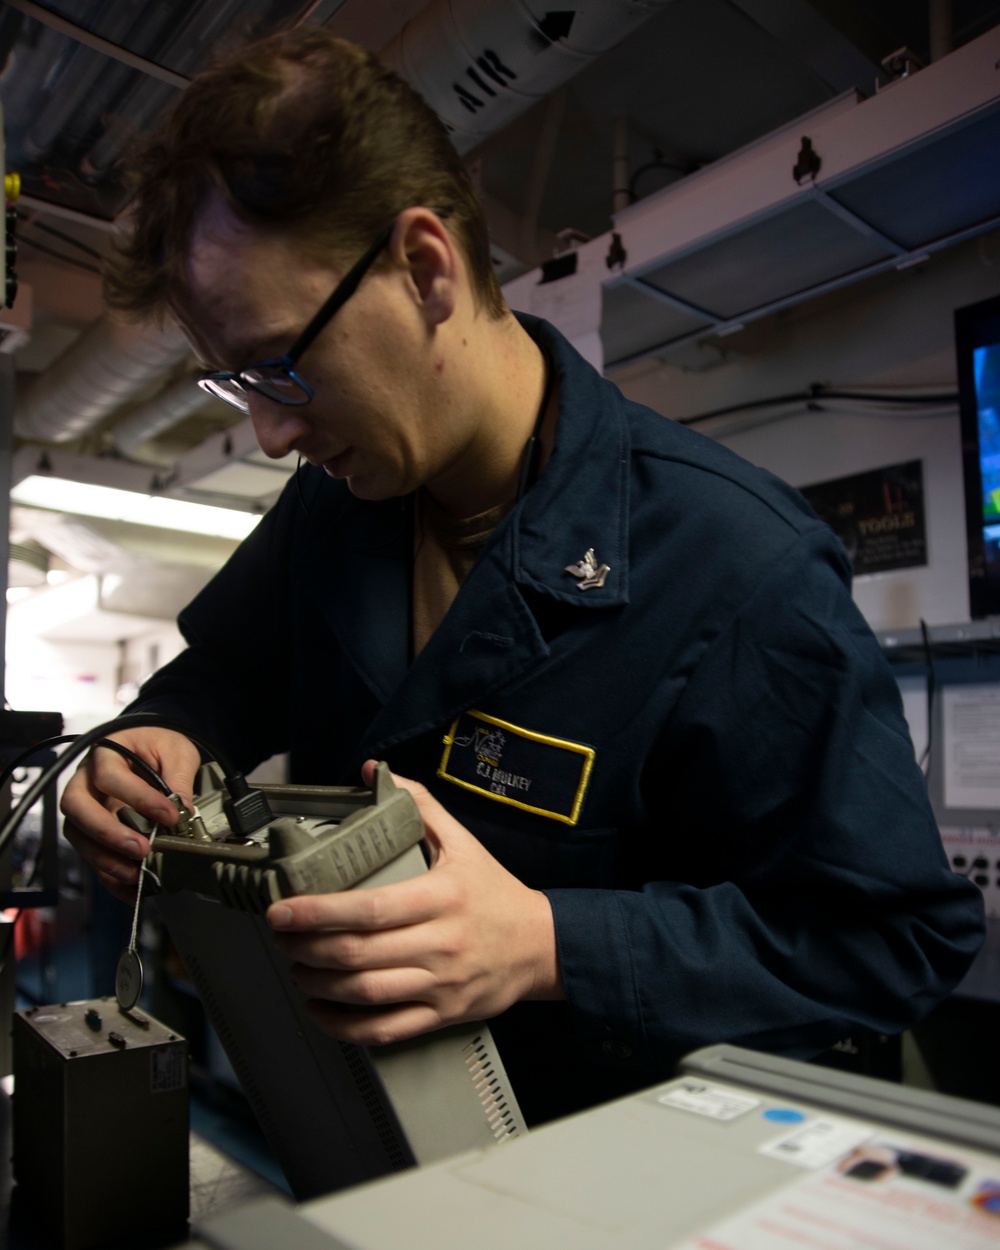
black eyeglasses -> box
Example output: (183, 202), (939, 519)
(197, 226), (393, 414)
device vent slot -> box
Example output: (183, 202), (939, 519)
(338, 1042), (412, 1171)
(463, 1034), (521, 1139)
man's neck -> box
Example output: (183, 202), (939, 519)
(424, 315), (556, 518)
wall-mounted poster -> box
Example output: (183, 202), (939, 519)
(799, 460), (927, 576)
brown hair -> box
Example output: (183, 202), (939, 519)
(103, 30), (505, 319)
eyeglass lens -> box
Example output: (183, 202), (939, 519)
(243, 366), (311, 404)
(201, 377), (250, 411)
(200, 367), (312, 413)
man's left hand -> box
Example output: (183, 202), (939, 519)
(265, 761), (564, 1045)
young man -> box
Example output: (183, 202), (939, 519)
(62, 30), (984, 1126)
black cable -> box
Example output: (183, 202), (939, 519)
(919, 619), (936, 781)
(21, 214), (103, 260)
(93, 739), (172, 796)
(0, 737), (169, 901)
(628, 155), (690, 203)
(295, 455), (314, 520)
(0, 735), (77, 791)
(516, 349), (555, 502)
(0, 712), (249, 861)
(18, 235), (102, 275)
(819, 390), (959, 405)
(0, 734), (78, 902)
(678, 386), (960, 428)
(0, 735), (171, 795)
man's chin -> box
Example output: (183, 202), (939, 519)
(345, 475), (394, 502)
(321, 450), (353, 480)
(321, 456), (403, 502)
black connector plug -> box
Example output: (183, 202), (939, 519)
(223, 773), (274, 837)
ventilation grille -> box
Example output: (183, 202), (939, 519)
(339, 1042), (413, 1172)
(463, 1034), (521, 1140)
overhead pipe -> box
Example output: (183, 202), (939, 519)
(519, 87), (568, 259)
(112, 373), (217, 459)
(612, 113), (631, 214)
(929, 0), (953, 62)
(14, 315), (191, 444)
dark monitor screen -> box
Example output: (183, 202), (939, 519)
(956, 292), (1000, 619)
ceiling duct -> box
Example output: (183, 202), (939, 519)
(381, 0), (680, 154)
(111, 373), (218, 460)
(8, 539), (47, 588)
(14, 314), (191, 444)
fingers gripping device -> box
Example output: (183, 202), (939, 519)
(118, 761), (527, 1202)
(121, 761), (425, 909)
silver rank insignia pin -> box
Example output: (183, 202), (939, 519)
(565, 548), (610, 590)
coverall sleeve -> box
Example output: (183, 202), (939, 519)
(545, 528), (986, 1069)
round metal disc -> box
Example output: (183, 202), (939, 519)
(115, 947), (144, 1012)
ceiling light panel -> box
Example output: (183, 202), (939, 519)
(638, 198), (896, 321)
(601, 280), (713, 367)
(11, 476), (261, 540)
(824, 104), (1000, 251)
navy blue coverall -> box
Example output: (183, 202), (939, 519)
(133, 315), (985, 1125)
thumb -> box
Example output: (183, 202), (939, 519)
(361, 759), (462, 863)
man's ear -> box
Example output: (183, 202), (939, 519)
(390, 208), (458, 327)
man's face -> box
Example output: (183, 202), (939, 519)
(174, 196), (457, 502)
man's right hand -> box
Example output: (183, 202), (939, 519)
(61, 726), (201, 904)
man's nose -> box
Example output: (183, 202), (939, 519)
(247, 392), (311, 459)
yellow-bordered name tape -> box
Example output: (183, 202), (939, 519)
(439, 708), (594, 826)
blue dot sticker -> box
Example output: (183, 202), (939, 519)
(972, 1182), (1000, 1216)
(763, 1107), (806, 1124)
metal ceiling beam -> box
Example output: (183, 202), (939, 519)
(930, 0), (954, 61)
(520, 88), (569, 260)
(469, 171), (557, 271)
(293, 0), (352, 27)
(3, 0), (189, 89)
(16, 194), (118, 233)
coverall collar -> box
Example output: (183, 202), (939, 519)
(508, 313), (630, 610)
(344, 315), (633, 757)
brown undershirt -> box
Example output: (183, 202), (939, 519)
(412, 488), (514, 656)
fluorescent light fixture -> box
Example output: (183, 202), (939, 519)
(11, 476), (261, 540)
